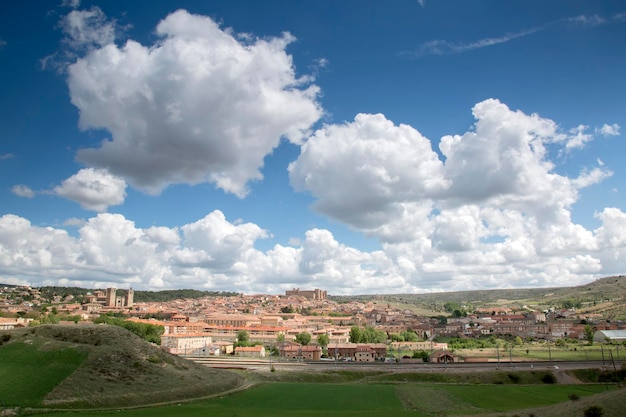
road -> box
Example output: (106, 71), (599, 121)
(306, 359), (623, 373)
(188, 356), (623, 373)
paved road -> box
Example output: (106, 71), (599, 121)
(306, 359), (623, 373)
(190, 356), (623, 373)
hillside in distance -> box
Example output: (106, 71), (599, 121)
(4, 275), (626, 319)
(333, 275), (626, 319)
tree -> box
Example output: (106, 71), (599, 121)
(93, 315), (164, 344)
(351, 326), (386, 343)
(317, 333), (329, 347)
(276, 332), (285, 343)
(451, 309), (467, 318)
(443, 302), (461, 312)
(401, 330), (418, 342)
(390, 333), (404, 342)
(237, 330), (249, 345)
(562, 299), (582, 309)
(295, 331), (311, 346)
(41, 313), (60, 324)
(349, 326), (363, 343)
(280, 305), (294, 314)
(584, 324), (595, 345)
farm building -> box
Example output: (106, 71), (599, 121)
(593, 330), (626, 343)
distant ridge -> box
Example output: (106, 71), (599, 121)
(34, 286), (239, 303)
(331, 275), (626, 319)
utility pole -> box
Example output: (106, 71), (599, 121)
(496, 345), (500, 366)
(548, 346), (552, 364)
(609, 350), (621, 389)
(601, 344), (605, 367)
(269, 344), (273, 371)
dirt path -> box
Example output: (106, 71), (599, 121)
(554, 369), (582, 384)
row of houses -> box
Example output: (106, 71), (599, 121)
(159, 329), (390, 362)
(439, 313), (622, 341)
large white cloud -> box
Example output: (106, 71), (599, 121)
(289, 113), (446, 241)
(2, 97), (624, 294)
(0, 211), (404, 294)
(286, 99), (620, 291)
(439, 99), (575, 216)
(0, 203), (625, 293)
(291, 99), (614, 232)
(67, 9), (322, 197)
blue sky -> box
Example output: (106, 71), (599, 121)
(1, 0), (625, 295)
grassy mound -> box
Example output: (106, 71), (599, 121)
(0, 325), (243, 408)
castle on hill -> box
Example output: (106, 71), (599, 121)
(285, 288), (327, 300)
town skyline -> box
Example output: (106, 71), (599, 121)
(3, 279), (624, 360)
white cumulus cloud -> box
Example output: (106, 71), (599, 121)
(53, 168), (127, 211)
(0, 211), (403, 294)
(289, 112), (447, 238)
(67, 9), (322, 197)
(1, 98), (624, 294)
(598, 123), (620, 136)
(288, 99), (619, 291)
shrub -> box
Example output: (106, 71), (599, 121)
(1, 334), (11, 342)
(584, 405), (604, 417)
(541, 373), (556, 384)
(568, 393), (580, 401)
(146, 355), (163, 364)
(507, 373), (521, 383)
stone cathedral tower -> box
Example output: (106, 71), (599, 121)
(105, 287), (117, 307)
(124, 288), (134, 308)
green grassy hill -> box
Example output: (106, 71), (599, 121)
(0, 324), (243, 409)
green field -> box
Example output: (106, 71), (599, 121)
(456, 345), (624, 362)
(37, 382), (615, 417)
(0, 341), (88, 407)
(1, 325), (624, 417)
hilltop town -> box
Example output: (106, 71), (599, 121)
(1, 279), (625, 363)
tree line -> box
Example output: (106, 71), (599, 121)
(36, 286), (239, 303)
(94, 314), (164, 344)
